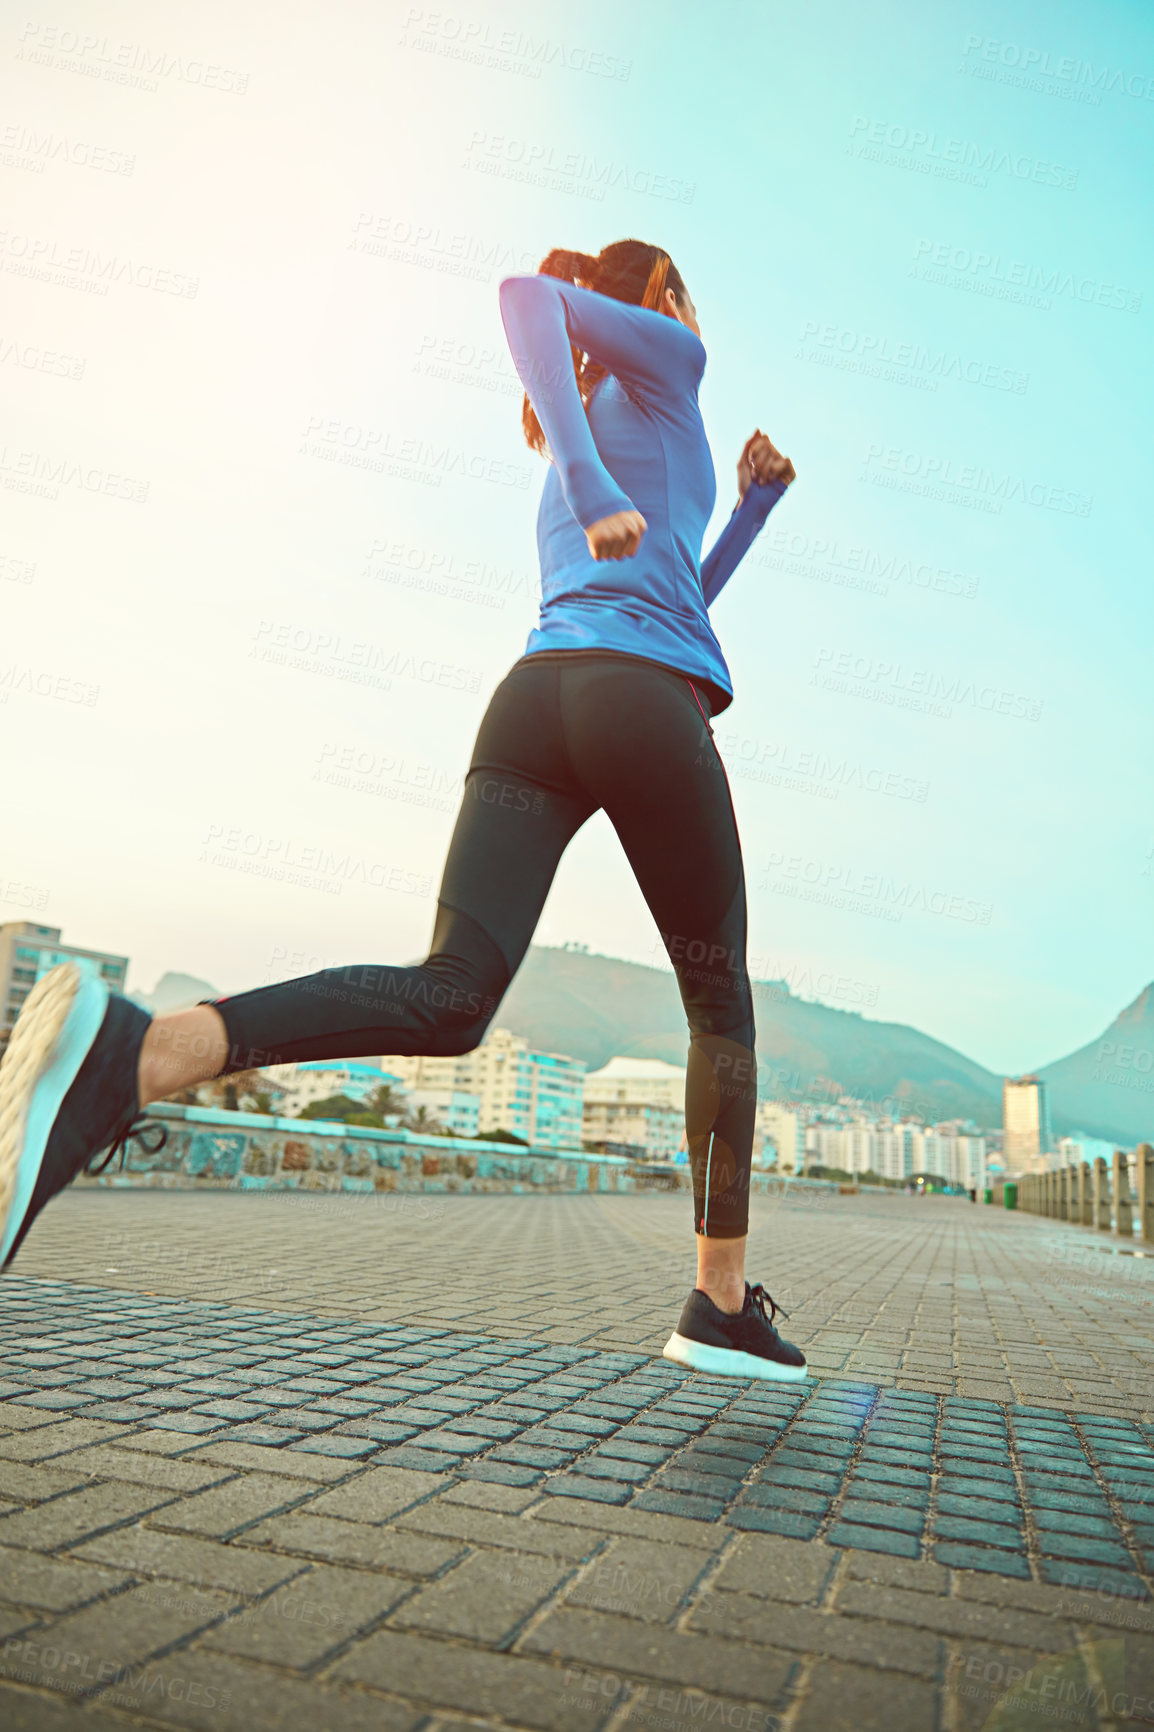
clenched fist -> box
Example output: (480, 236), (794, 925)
(585, 508), (648, 562)
(738, 429), (796, 499)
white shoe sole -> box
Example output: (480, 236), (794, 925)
(0, 961), (109, 1267)
(662, 1330), (808, 1382)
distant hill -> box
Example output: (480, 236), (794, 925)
(1037, 982), (1154, 1147)
(128, 949), (1153, 1143)
(495, 946), (1006, 1127)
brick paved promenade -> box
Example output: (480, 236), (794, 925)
(1, 1189), (1151, 1731)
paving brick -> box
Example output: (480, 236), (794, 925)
(727, 1507), (821, 1540)
(73, 1526), (304, 1595)
(0, 1580), (238, 1693)
(708, 1531), (835, 1603)
(565, 1537), (709, 1623)
(332, 1627), (618, 1728)
(396, 1501), (604, 1560)
(0, 1418), (125, 1460)
(0, 1460), (90, 1503)
(532, 1498), (725, 1550)
(239, 1511), (464, 1575)
(793, 1655), (941, 1732)
(201, 1563), (409, 1666)
(298, 1464), (441, 1525)
(442, 1480), (538, 1513)
(826, 1523), (921, 1558)
(393, 1547), (574, 1645)
(0, 1542), (130, 1611)
(933, 1514), (1025, 1550)
(458, 1460), (542, 1490)
(61, 1445), (231, 1494)
(736, 1482), (830, 1515)
(1034, 1530), (1133, 1567)
(835, 1580), (1074, 1646)
(933, 1541), (1033, 1578)
(837, 1498), (925, 1536)
(0, 1684), (145, 1732)
(184, 1440), (356, 1481)
(101, 1650), (421, 1731)
(0, 1479), (178, 1550)
(542, 1474), (632, 1506)
(842, 1550), (948, 1596)
(109, 1428), (218, 1457)
(521, 1604), (797, 1703)
(147, 1471), (315, 1540)
(632, 1489), (726, 1523)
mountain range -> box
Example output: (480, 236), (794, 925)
(130, 953), (1154, 1145)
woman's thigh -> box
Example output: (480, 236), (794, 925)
(555, 656), (753, 1033)
(435, 657), (597, 983)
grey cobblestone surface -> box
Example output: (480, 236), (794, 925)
(0, 1189), (1152, 1730)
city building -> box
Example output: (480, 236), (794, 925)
(388, 1027), (586, 1150)
(1002, 1076), (1052, 1174)
(802, 1113), (986, 1187)
(403, 1087), (480, 1138)
(1052, 1132), (1118, 1170)
(264, 1059), (404, 1117)
(0, 922), (128, 1046)
(582, 1056), (688, 1159)
(755, 1102), (804, 1171)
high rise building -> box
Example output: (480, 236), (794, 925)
(388, 1027), (586, 1150)
(1002, 1076), (1051, 1174)
(581, 1057), (687, 1160)
(0, 922), (129, 1046)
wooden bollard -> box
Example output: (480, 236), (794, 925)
(1113, 1150), (1133, 1238)
(1137, 1143), (1154, 1245)
(1094, 1156), (1111, 1232)
(1080, 1162), (1093, 1226)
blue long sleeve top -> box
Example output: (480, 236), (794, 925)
(497, 273), (788, 716)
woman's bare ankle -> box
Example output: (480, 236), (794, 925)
(695, 1232), (749, 1316)
(137, 1007), (229, 1107)
(698, 1274), (746, 1315)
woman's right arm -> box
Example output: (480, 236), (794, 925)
(498, 274), (704, 533)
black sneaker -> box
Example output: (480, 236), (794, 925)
(0, 962), (168, 1270)
(663, 1282), (807, 1381)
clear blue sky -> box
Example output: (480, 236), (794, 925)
(2, 0), (1151, 1075)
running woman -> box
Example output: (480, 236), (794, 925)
(0, 238), (805, 1381)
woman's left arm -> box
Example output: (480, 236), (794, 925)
(700, 430), (795, 607)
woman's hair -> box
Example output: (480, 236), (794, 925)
(519, 239), (688, 456)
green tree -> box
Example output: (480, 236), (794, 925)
(403, 1104), (447, 1136)
(366, 1083), (407, 1121)
(299, 1093), (363, 1122)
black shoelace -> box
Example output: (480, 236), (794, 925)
(84, 1116), (169, 1177)
(748, 1282), (790, 1328)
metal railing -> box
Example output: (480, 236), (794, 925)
(1015, 1143), (1154, 1242)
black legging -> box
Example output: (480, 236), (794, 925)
(206, 650), (756, 1238)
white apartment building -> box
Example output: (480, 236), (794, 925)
(803, 1117), (987, 1187)
(264, 1059), (403, 1117)
(755, 1102), (804, 1172)
(388, 1027), (586, 1150)
(582, 1056), (688, 1159)
(1052, 1133), (1118, 1170)
(404, 1087), (480, 1138)
(582, 1098), (684, 1160)
(0, 922), (128, 1043)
